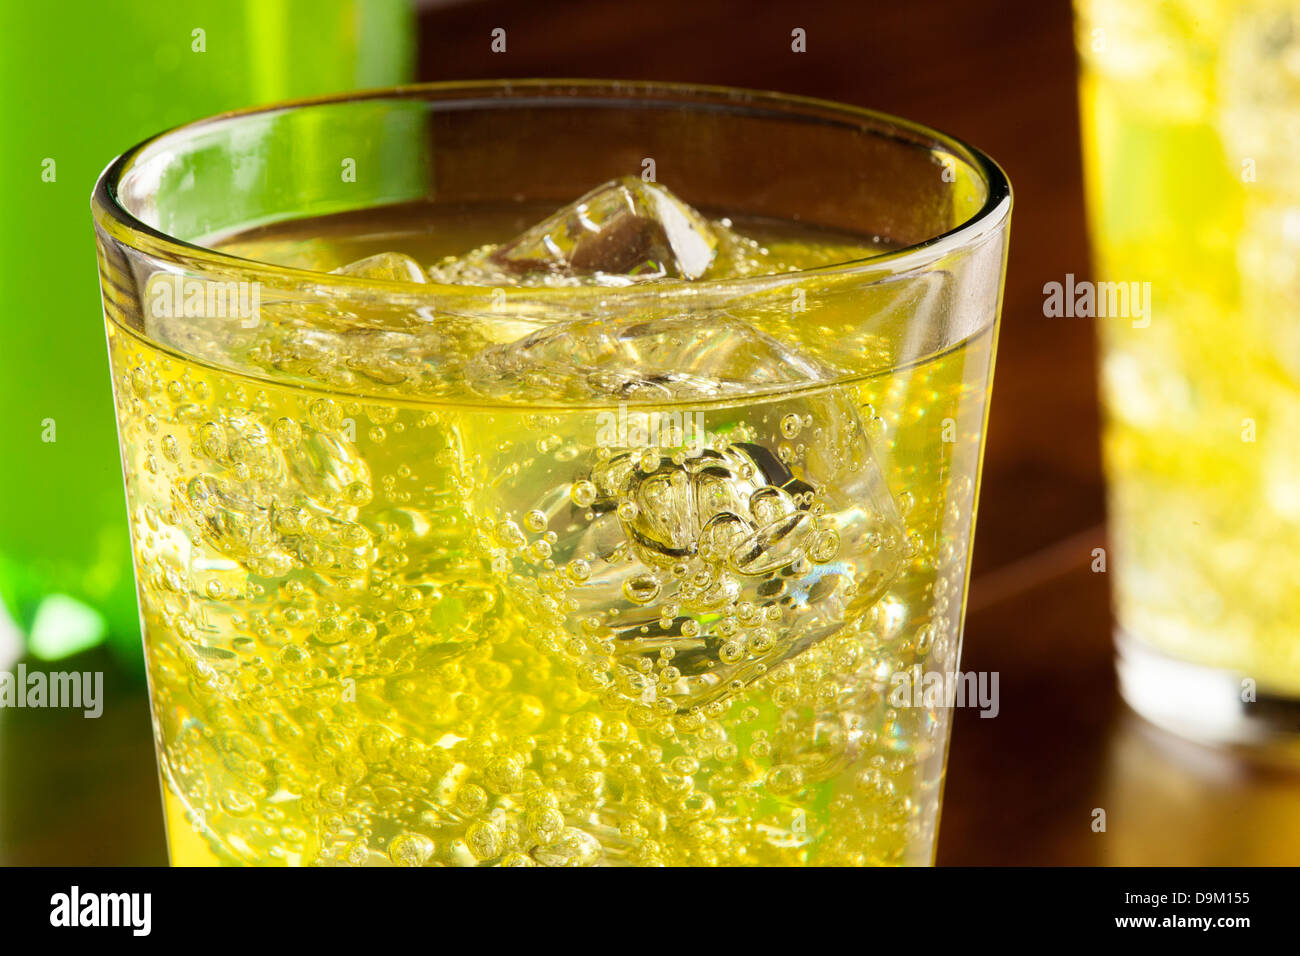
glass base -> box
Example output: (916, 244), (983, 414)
(1116, 630), (1300, 758)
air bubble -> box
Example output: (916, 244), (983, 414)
(527, 807), (565, 844)
(388, 832), (434, 867)
(766, 765), (805, 797)
(197, 422), (225, 459)
(809, 528), (840, 562)
(220, 789), (255, 816)
(466, 821), (503, 860)
(623, 574), (661, 605)
(272, 417), (301, 447)
(496, 521), (527, 549)
(308, 398), (342, 431)
(456, 785), (488, 815)
(570, 480), (597, 508)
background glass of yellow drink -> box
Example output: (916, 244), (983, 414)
(93, 82), (1010, 865)
(1078, 1), (1300, 746)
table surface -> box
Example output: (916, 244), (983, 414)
(4, 0), (1298, 866)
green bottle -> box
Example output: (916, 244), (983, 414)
(0, 0), (413, 672)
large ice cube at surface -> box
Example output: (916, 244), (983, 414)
(332, 252), (429, 283)
(427, 176), (791, 287)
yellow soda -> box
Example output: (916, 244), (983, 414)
(105, 189), (995, 865)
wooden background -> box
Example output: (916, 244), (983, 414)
(4, 0), (1297, 866)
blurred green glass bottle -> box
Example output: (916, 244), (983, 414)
(0, 0), (413, 672)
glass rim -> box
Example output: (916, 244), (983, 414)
(91, 78), (1012, 303)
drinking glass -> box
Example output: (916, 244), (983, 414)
(93, 80), (1010, 865)
(1078, 0), (1300, 747)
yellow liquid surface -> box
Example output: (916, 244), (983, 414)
(106, 201), (994, 865)
(1079, 0), (1300, 692)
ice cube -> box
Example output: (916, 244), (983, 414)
(427, 177), (788, 287)
(429, 177), (714, 286)
(466, 312), (844, 402)
(331, 252), (428, 283)
(465, 387), (907, 712)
